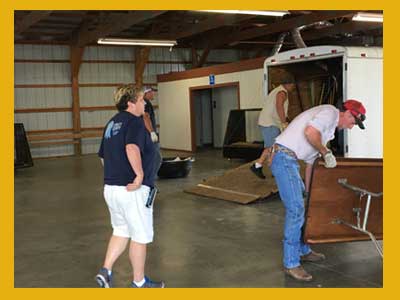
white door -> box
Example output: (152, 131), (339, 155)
(211, 86), (239, 148)
(345, 57), (383, 158)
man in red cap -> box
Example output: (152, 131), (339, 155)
(268, 99), (366, 282)
(343, 99), (366, 129)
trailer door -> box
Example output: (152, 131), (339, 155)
(345, 56), (383, 158)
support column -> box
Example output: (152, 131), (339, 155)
(70, 46), (84, 155)
(134, 46), (151, 89)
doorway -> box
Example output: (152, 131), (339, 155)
(190, 82), (240, 152)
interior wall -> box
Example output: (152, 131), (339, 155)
(14, 45), (74, 158)
(158, 68), (264, 151)
(14, 44), (245, 157)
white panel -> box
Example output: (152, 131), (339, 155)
(346, 57), (383, 158)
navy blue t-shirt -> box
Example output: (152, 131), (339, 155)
(98, 111), (156, 187)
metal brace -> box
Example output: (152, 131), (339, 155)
(333, 178), (383, 258)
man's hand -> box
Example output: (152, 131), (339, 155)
(323, 150), (337, 168)
(126, 176), (143, 191)
(281, 122), (289, 131)
(150, 131), (158, 143)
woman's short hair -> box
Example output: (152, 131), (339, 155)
(113, 85), (143, 112)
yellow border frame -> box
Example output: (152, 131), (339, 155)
(1, 1), (392, 299)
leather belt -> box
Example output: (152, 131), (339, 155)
(272, 144), (297, 159)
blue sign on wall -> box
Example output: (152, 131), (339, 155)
(209, 74), (215, 85)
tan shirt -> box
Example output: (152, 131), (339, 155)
(258, 85), (289, 128)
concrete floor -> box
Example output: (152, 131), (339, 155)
(14, 148), (383, 288)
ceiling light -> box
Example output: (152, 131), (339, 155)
(197, 10), (289, 17)
(97, 38), (177, 47)
(352, 13), (383, 23)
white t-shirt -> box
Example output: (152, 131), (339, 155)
(258, 85), (289, 128)
(275, 105), (339, 164)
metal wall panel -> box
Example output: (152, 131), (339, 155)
(80, 111), (115, 128)
(14, 112), (73, 131)
(79, 63), (134, 83)
(79, 86), (116, 107)
(82, 137), (103, 155)
(14, 87), (72, 109)
(31, 144), (75, 158)
(15, 44), (245, 157)
(14, 44), (70, 59)
(83, 46), (135, 60)
(15, 63), (71, 84)
(14, 44), (73, 158)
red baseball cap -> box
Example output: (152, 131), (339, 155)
(343, 99), (366, 129)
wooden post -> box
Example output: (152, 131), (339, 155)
(70, 46), (84, 155)
(191, 47), (199, 67)
(135, 46), (151, 89)
(195, 47), (210, 68)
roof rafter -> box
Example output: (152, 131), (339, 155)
(72, 11), (167, 47)
(15, 11), (53, 34)
(206, 11), (356, 49)
(301, 21), (382, 41)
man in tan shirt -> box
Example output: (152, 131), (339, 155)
(250, 79), (296, 179)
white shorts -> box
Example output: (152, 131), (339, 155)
(104, 184), (153, 244)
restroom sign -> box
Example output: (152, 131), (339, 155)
(209, 74), (215, 85)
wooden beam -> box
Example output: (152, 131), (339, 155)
(15, 11), (53, 34)
(14, 107), (72, 113)
(27, 127), (104, 135)
(158, 14), (255, 40)
(30, 140), (79, 147)
(70, 45), (84, 155)
(207, 11), (355, 49)
(135, 46), (151, 89)
(73, 11), (167, 47)
(195, 48), (210, 68)
(80, 105), (115, 111)
(15, 105), (158, 114)
(301, 21), (383, 41)
(28, 132), (103, 142)
(191, 47), (199, 66)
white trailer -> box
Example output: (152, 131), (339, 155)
(263, 46), (383, 159)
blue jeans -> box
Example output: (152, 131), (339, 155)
(153, 142), (162, 181)
(270, 150), (311, 268)
(259, 125), (281, 148)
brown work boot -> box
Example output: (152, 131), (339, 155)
(284, 266), (313, 282)
(301, 250), (326, 262)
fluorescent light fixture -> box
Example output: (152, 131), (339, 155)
(97, 38), (177, 47)
(197, 10), (289, 17)
(352, 13), (383, 23)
